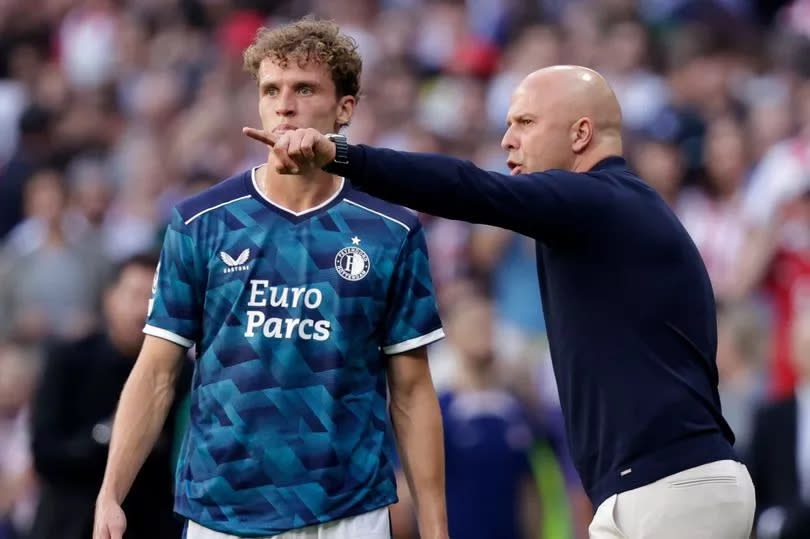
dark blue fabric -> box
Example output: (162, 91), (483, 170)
(337, 146), (737, 508)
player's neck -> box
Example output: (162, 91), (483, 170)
(257, 163), (342, 213)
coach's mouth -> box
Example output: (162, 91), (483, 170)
(507, 161), (522, 175)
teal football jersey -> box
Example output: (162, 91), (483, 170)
(144, 168), (444, 537)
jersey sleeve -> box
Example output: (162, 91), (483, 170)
(143, 208), (205, 348)
(381, 222), (444, 355)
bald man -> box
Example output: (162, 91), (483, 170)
(245, 65), (756, 538)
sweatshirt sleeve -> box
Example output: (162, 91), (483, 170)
(334, 144), (610, 242)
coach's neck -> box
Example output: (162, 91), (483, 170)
(571, 133), (623, 173)
(257, 162), (342, 213)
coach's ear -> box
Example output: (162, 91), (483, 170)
(571, 116), (594, 154)
(335, 95), (356, 129)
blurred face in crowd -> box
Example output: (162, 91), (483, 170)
(705, 118), (747, 196)
(24, 169), (67, 224)
(447, 295), (494, 370)
(603, 20), (647, 74)
(631, 140), (683, 203)
(257, 57), (355, 142)
(104, 262), (156, 357)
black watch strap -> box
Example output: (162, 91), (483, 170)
(324, 133), (349, 174)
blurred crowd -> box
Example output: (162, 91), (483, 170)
(1, 0), (810, 538)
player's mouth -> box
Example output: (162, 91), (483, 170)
(273, 124), (298, 134)
(507, 161), (522, 175)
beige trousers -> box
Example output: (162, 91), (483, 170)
(589, 460), (755, 539)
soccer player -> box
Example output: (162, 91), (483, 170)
(251, 65), (757, 538)
(93, 19), (448, 539)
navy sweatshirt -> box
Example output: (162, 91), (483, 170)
(330, 145), (737, 508)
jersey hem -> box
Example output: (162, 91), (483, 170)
(143, 324), (194, 348)
(176, 497), (396, 538)
(383, 327), (445, 355)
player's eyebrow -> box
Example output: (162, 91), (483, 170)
(259, 79), (321, 93)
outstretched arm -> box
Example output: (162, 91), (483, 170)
(244, 127), (610, 242)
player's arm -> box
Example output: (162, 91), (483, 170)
(95, 208), (204, 539)
(387, 346), (448, 539)
(244, 128), (608, 242)
(94, 336), (186, 539)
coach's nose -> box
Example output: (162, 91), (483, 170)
(501, 127), (518, 151)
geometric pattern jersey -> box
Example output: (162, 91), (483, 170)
(144, 167), (444, 537)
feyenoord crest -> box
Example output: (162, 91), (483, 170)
(335, 246), (370, 281)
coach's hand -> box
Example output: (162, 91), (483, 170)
(93, 497), (127, 539)
(242, 127), (336, 174)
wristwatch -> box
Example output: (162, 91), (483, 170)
(324, 133), (349, 173)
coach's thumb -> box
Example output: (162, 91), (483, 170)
(242, 127), (276, 147)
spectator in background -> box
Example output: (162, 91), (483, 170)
(735, 79), (810, 399)
(748, 309), (810, 539)
(599, 18), (669, 131)
(716, 301), (768, 454)
(629, 135), (684, 207)
(0, 340), (40, 539)
(0, 105), (54, 241)
(437, 292), (540, 539)
(677, 116), (749, 301)
(27, 252), (191, 539)
(0, 169), (109, 341)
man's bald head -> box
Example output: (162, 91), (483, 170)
(502, 65), (623, 174)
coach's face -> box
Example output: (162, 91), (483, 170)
(501, 78), (575, 174)
(256, 57), (356, 139)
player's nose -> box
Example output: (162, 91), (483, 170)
(275, 89), (296, 117)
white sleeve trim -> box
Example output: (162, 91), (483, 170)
(143, 324), (195, 348)
(383, 327), (445, 355)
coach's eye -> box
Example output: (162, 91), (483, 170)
(521, 118), (533, 126)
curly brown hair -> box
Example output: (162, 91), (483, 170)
(243, 18), (362, 98)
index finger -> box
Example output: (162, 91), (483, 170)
(242, 127), (277, 147)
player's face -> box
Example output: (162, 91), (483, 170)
(256, 57), (356, 138)
(501, 86), (574, 174)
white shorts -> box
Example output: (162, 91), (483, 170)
(185, 507), (391, 539)
(589, 459), (755, 539)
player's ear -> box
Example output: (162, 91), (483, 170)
(335, 95), (356, 129)
(571, 117), (593, 153)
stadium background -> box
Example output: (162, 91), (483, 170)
(1, 0), (809, 538)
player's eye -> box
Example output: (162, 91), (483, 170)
(298, 86), (313, 96)
(264, 86), (278, 97)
